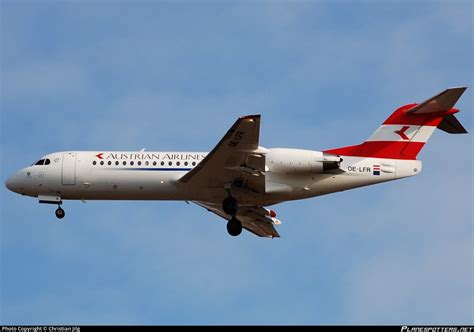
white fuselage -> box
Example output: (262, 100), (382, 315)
(5, 149), (421, 207)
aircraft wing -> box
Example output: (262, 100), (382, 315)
(179, 114), (265, 193)
(194, 201), (281, 238)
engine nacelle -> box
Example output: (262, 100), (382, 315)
(266, 148), (341, 174)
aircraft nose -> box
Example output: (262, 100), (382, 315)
(5, 173), (20, 193)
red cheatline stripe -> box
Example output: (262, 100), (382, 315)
(324, 141), (425, 160)
(383, 104), (458, 126)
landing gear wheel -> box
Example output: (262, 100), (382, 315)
(55, 207), (65, 219)
(223, 196), (238, 216)
(226, 218), (242, 237)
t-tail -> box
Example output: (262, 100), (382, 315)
(325, 87), (468, 160)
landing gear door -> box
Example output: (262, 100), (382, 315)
(62, 152), (77, 185)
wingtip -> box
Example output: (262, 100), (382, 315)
(446, 86), (467, 92)
(240, 114), (261, 120)
(447, 86), (467, 90)
(442, 87), (468, 104)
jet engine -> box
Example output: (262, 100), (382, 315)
(266, 148), (341, 174)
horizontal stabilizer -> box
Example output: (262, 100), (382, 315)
(406, 87), (467, 114)
(437, 114), (468, 134)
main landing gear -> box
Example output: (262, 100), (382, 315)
(222, 196), (242, 236)
(55, 205), (65, 219)
(226, 217), (242, 236)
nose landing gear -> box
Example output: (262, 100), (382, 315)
(55, 206), (65, 219)
(38, 196), (65, 220)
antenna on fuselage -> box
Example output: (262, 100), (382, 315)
(140, 148), (146, 152)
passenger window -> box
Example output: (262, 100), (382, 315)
(130, 161), (134, 166)
(100, 161), (104, 165)
(138, 161), (142, 166)
(184, 161), (188, 166)
(123, 161), (127, 166)
(115, 161), (119, 166)
(93, 161), (97, 165)
(145, 161), (149, 166)
(161, 161), (165, 166)
(192, 162), (196, 166)
(108, 161), (112, 165)
(153, 161), (157, 166)
(35, 159), (45, 166)
(176, 161), (180, 166)
(168, 161), (172, 166)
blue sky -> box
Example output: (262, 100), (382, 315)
(1, 0), (472, 325)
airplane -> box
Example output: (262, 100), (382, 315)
(5, 87), (468, 238)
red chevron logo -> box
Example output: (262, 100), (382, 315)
(394, 126), (410, 140)
(95, 153), (104, 159)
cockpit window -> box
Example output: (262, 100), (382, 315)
(33, 158), (51, 166)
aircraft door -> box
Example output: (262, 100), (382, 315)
(62, 152), (77, 185)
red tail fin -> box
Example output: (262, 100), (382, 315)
(324, 88), (467, 160)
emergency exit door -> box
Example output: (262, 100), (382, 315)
(62, 152), (77, 185)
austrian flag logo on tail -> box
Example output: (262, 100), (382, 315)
(373, 165), (381, 176)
